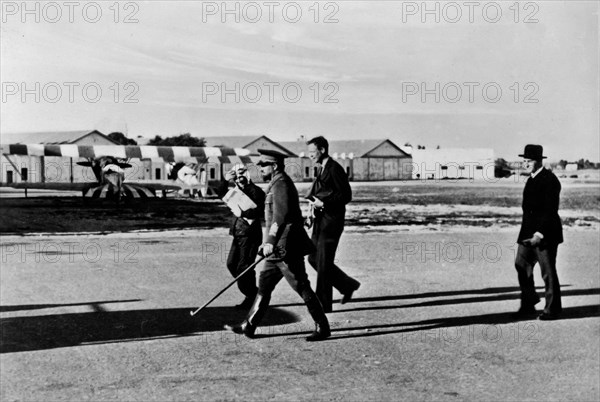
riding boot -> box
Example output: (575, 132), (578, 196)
(301, 290), (331, 342)
(224, 294), (270, 338)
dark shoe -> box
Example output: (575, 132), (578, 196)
(538, 312), (560, 321)
(511, 306), (537, 319)
(300, 289), (330, 341)
(223, 320), (256, 338)
(306, 322), (331, 342)
(225, 295), (270, 338)
(341, 282), (360, 305)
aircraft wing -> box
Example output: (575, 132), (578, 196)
(1, 144), (255, 198)
(0, 144), (253, 163)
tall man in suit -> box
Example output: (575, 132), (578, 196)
(514, 144), (563, 320)
(306, 136), (361, 313)
(224, 149), (330, 341)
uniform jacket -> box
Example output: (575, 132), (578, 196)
(517, 168), (563, 245)
(306, 158), (352, 231)
(229, 182), (265, 238)
(265, 171), (315, 260)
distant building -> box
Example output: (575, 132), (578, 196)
(1, 131), (255, 186)
(3, 131), (494, 186)
(204, 136), (414, 182)
(279, 138), (413, 181)
(205, 135), (412, 182)
(410, 148), (495, 180)
(1, 130), (118, 185)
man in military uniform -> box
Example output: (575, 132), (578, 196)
(306, 136), (360, 313)
(224, 165), (265, 309)
(513, 144), (563, 320)
(224, 149), (330, 341)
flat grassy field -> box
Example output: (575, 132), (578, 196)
(0, 180), (598, 234)
(348, 180), (600, 210)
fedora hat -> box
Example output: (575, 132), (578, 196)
(518, 144), (547, 160)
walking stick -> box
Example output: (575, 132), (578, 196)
(189, 254), (267, 317)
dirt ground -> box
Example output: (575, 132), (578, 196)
(1, 180), (599, 401)
(1, 228), (599, 401)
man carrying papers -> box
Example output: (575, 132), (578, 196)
(222, 164), (265, 309)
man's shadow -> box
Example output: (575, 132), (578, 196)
(0, 299), (142, 313)
(336, 286), (598, 313)
(327, 304), (600, 341)
(0, 302), (298, 354)
(265, 285), (600, 340)
(271, 286), (546, 308)
(263, 304), (600, 341)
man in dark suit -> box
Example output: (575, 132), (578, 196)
(224, 165), (265, 309)
(514, 144), (563, 320)
(224, 149), (330, 341)
(306, 136), (360, 313)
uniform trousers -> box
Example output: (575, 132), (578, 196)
(258, 257), (314, 298)
(246, 256), (327, 332)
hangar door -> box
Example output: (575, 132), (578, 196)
(383, 158), (399, 180)
(368, 158), (384, 181)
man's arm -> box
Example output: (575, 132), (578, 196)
(240, 185), (266, 220)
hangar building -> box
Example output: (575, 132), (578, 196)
(204, 136), (413, 182)
(1, 130), (118, 186)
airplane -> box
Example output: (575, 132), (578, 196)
(0, 143), (253, 200)
(75, 155), (157, 200)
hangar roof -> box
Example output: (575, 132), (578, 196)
(279, 139), (410, 158)
(204, 135), (297, 156)
(1, 130), (118, 145)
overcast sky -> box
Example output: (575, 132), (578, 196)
(1, 1), (598, 161)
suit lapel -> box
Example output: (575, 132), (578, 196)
(320, 159), (333, 181)
(308, 162), (324, 196)
(307, 159), (334, 197)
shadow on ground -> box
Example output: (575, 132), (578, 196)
(266, 286), (600, 341)
(335, 286), (597, 313)
(272, 285), (550, 308)
(0, 304), (298, 353)
(325, 304), (600, 341)
(0, 197), (230, 233)
(259, 304), (600, 341)
(0, 299), (142, 313)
